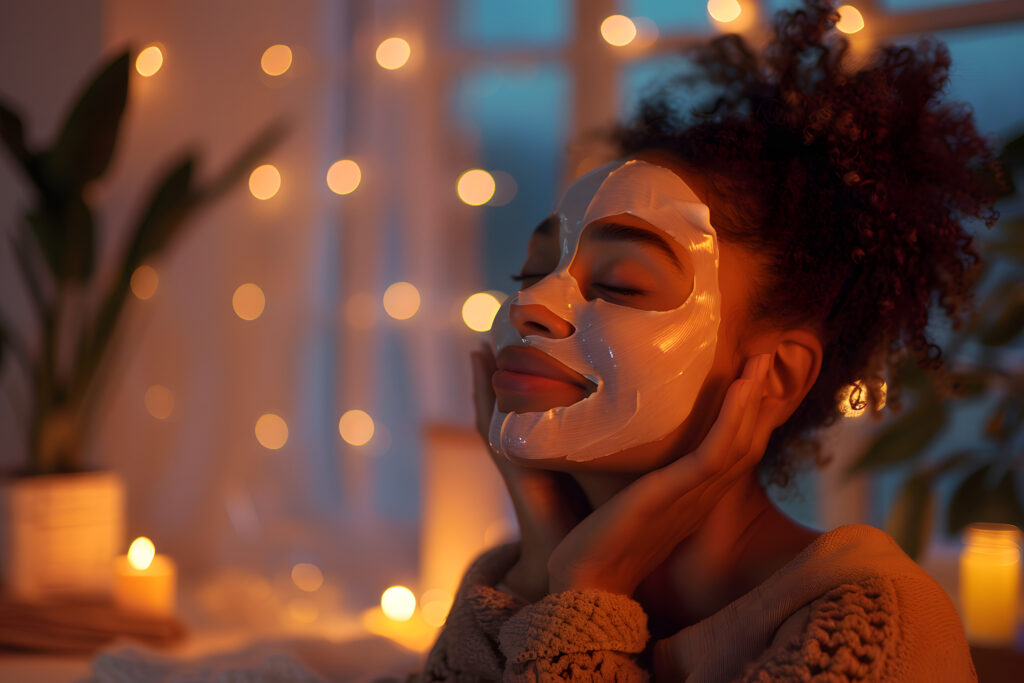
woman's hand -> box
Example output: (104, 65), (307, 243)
(546, 353), (774, 597)
(471, 343), (589, 602)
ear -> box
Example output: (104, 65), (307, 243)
(761, 330), (823, 429)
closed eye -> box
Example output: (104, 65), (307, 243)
(595, 283), (645, 296)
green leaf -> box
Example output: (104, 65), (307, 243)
(947, 466), (1024, 536)
(124, 155), (196, 267)
(948, 370), (989, 399)
(198, 119), (288, 203)
(886, 472), (934, 560)
(47, 51), (129, 187)
(978, 283), (1024, 346)
(59, 197), (95, 282)
(846, 398), (946, 475)
(26, 208), (60, 276)
(0, 98), (33, 170)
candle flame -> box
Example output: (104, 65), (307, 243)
(128, 536), (156, 571)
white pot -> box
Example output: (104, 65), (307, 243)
(0, 470), (124, 601)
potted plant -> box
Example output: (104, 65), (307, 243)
(0, 49), (284, 599)
(846, 130), (1024, 559)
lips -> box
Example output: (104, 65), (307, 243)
(493, 346), (597, 394)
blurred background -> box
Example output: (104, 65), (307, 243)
(1, 0), (1023, 676)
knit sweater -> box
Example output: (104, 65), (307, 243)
(417, 524), (977, 682)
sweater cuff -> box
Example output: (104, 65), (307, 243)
(498, 589), (650, 665)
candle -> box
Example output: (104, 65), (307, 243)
(114, 536), (177, 616)
(959, 523), (1021, 647)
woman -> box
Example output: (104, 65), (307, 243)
(420, 2), (998, 680)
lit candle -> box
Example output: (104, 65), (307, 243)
(959, 523), (1021, 646)
(114, 537), (177, 616)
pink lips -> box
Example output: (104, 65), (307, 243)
(492, 346), (597, 396)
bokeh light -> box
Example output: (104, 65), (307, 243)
(249, 164), (281, 200)
(490, 171), (518, 207)
(420, 589), (453, 628)
(326, 159), (362, 195)
(633, 17), (659, 49)
(707, 0), (742, 23)
(376, 37), (411, 70)
(136, 45), (164, 77)
(291, 563), (324, 592)
(127, 537), (156, 571)
(130, 265), (159, 300)
(232, 283), (266, 321)
(383, 281), (421, 320)
(339, 409), (375, 446)
(381, 585), (416, 621)
(144, 385), (174, 420)
(261, 44), (293, 76)
(462, 292), (502, 332)
(288, 598), (319, 623)
(836, 5), (865, 34)
(456, 169), (496, 206)
(255, 413), (289, 450)
(600, 15), (637, 47)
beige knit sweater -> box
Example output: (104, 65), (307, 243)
(417, 524), (977, 682)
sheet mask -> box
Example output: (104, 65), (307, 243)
(489, 159), (721, 462)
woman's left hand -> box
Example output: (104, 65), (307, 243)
(547, 353), (774, 597)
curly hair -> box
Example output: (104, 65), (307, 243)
(613, 0), (1004, 487)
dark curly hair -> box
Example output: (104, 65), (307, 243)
(612, 1), (1004, 488)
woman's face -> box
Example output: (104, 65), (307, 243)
(489, 156), (762, 472)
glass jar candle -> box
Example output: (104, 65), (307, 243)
(959, 523), (1022, 647)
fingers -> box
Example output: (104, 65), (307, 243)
(730, 354), (772, 464)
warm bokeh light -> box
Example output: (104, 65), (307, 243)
(633, 17), (660, 49)
(232, 283), (266, 321)
(600, 15), (637, 46)
(376, 37), (411, 70)
(130, 264), (159, 300)
(255, 413), (289, 450)
(381, 585), (416, 622)
(838, 379), (887, 417)
(144, 385), (174, 420)
(260, 44), (293, 75)
(339, 409), (375, 446)
(707, 0), (742, 23)
(490, 170), (518, 207)
(135, 45), (164, 77)
(127, 537), (156, 571)
(249, 164), (281, 200)
(836, 5), (865, 34)
(462, 292), (502, 332)
(383, 281), (421, 320)
(288, 598), (319, 623)
(291, 563), (324, 592)
(420, 589), (453, 628)
(326, 159), (362, 195)
(456, 169), (496, 206)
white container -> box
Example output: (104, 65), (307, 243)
(0, 470), (124, 600)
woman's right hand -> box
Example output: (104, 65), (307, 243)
(471, 343), (589, 602)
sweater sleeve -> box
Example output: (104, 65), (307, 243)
(419, 543), (527, 682)
(738, 575), (977, 683)
(498, 589), (651, 681)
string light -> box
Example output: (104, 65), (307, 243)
(255, 413), (289, 449)
(383, 281), (421, 320)
(489, 171), (518, 207)
(462, 292), (502, 332)
(232, 283), (266, 321)
(291, 563), (324, 592)
(145, 385), (174, 420)
(838, 380), (887, 418)
(376, 37), (411, 70)
(261, 44), (293, 76)
(249, 164), (281, 200)
(381, 585), (416, 621)
(600, 15), (637, 46)
(127, 537), (156, 571)
(707, 0), (742, 24)
(136, 45), (164, 77)
(456, 169), (496, 206)
(836, 5), (865, 34)
(339, 409), (375, 446)
(130, 265), (159, 300)
(326, 159), (361, 195)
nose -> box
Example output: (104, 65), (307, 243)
(509, 303), (575, 339)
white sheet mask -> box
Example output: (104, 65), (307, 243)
(488, 159), (722, 462)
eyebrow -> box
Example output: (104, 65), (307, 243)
(587, 222), (683, 269)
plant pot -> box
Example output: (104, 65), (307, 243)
(0, 470), (124, 601)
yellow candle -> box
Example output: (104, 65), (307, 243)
(114, 537), (177, 616)
(959, 523), (1021, 647)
